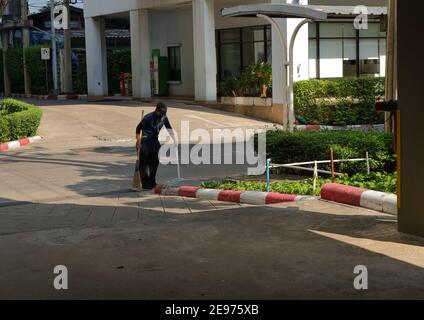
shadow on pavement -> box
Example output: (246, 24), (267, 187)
(0, 195), (424, 299)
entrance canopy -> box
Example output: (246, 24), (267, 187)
(221, 3), (327, 21)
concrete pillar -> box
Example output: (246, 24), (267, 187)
(130, 9), (151, 98)
(85, 16), (108, 97)
(22, 0), (31, 96)
(192, 0), (217, 102)
(398, 2), (424, 237)
(271, 0), (289, 128)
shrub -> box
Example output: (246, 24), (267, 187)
(0, 99), (42, 143)
(107, 49), (132, 94)
(294, 77), (385, 125)
(73, 50), (87, 94)
(25, 45), (53, 95)
(201, 172), (397, 196)
(0, 51), (3, 93)
(264, 130), (396, 174)
(5, 48), (25, 94)
(220, 61), (272, 97)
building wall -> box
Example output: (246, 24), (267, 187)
(149, 9), (194, 96)
(309, 0), (387, 5)
(148, 0), (275, 96)
(86, 0), (388, 98)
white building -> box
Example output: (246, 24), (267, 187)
(84, 0), (387, 122)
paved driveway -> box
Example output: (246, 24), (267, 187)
(0, 99), (275, 204)
(1, 99), (424, 299)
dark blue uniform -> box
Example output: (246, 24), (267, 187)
(136, 112), (172, 189)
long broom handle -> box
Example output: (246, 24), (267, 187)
(176, 142), (181, 179)
(137, 110), (145, 160)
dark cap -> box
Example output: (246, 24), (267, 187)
(156, 102), (167, 115)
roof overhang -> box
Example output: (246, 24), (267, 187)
(221, 3), (327, 21)
(308, 5), (387, 18)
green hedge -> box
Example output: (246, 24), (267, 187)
(73, 50), (87, 94)
(264, 130), (396, 175)
(24, 46), (53, 95)
(294, 77), (385, 126)
(107, 49), (131, 94)
(0, 99), (42, 143)
(0, 51), (3, 93)
(5, 48), (25, 94)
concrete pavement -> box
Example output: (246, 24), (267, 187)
(0, 99), (274, 204)
(1, 99), (424, 299)
(1, 194), (424, 299)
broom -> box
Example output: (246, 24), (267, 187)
(132, 110), (145, 191)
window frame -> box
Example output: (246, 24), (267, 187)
(309, 20), (386, 79)
(167, 44), (182, 83)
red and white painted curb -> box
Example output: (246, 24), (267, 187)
(321, 183), (397, 215)
(6, 93), (87, 101)
(296, 124), (384, 132)
(155, 185), (316, 205)
(0, 136), (42, 152)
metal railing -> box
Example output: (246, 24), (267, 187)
(265, 152), (371, 192)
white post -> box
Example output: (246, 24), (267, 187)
(130, 9), (151, 98)
(313, 160), (318, 192)
(192, 0), (217, 102)
(50, 0), (58, 94)
(271, 0), (289, 130)
(288, 19), (310, 132)
(366, 152), (370, 174)
(85, 16), (108, 97)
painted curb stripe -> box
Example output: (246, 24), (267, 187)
(240, 191), (268, 205)
(266, 192), (297, 204)
(6, 94), (87, 101)
(296, 124), (384, 132)
(360, 190), (387, 212)
(156, 185), (314, 205)
(382, 194), (397, 215)
(321, 183), (366, 207)
(321, 183), (397, 215)
(7, 141), (21, 150)
(19, 138), (30, 146)
(178, 186), (199, 198)
(0, 136), (42, 153)
(154, 185), (163, 194)
(218, 190), (243, 203)
(196, 189), (220, 201)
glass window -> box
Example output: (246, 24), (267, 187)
(320, 22), (357, 38)
(343, 39), (357, 60)
(242, 27), (264, 42)
(320, 23), (343, 38)
(309, 38), (317, 79)
(360, 39), (379, 60)
(218, 26), (270, 80)
(220, 43), (241, 79)
(243, 42), (265, 67)
(359, 23), (384, 38)
(341, 23), (357, 38)
(168, 46), (181, 82)
(320, 39), (343, 78)
(379, 38), (387, 77)
(221, 29), (240, 43)
(266, 25), (271, 41)
(309, 22), (317, 38)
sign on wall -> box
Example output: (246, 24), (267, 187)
(41, 48), (51, 60)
